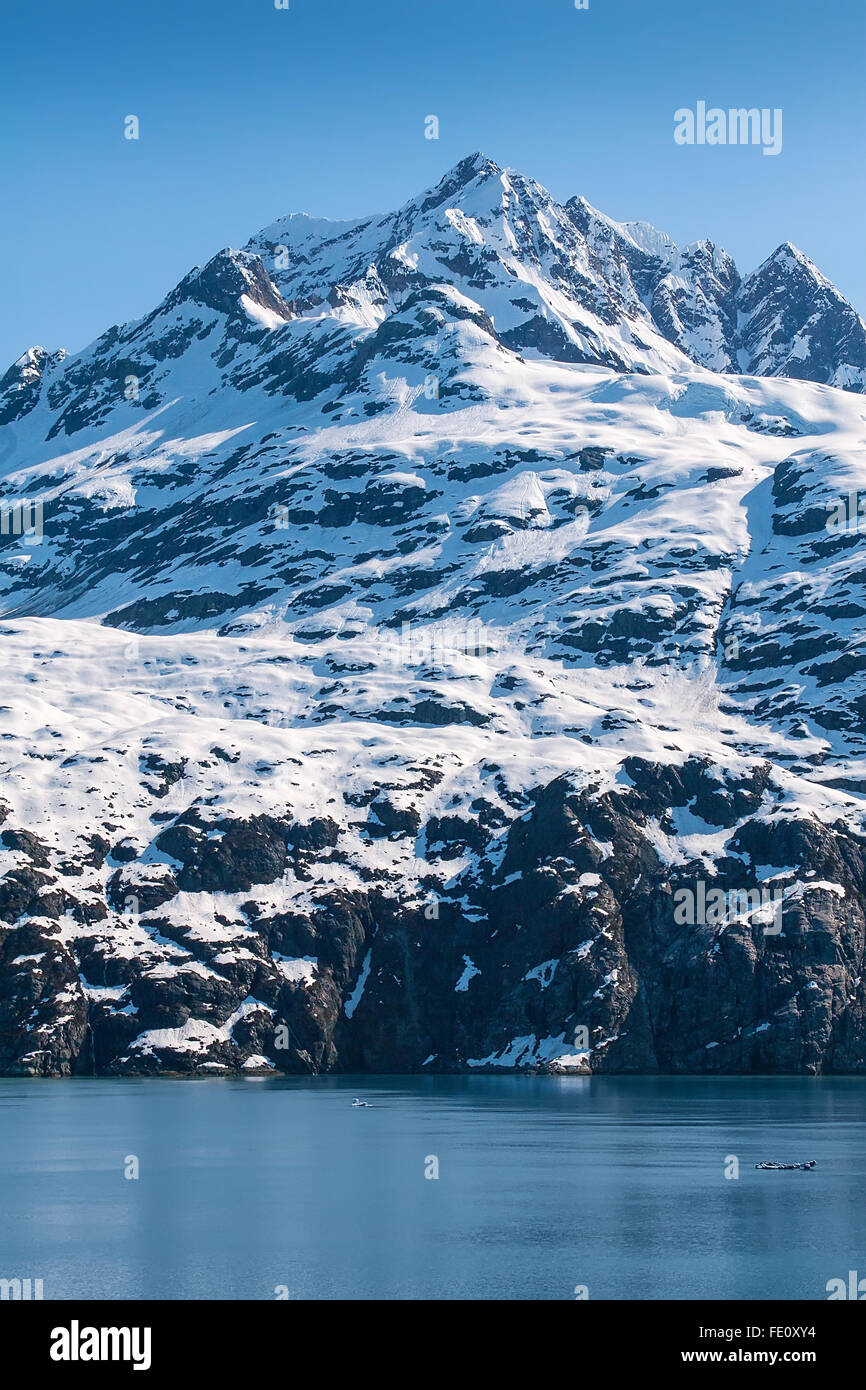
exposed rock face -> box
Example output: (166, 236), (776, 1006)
(1, 154), (866, 1076)
(1, 755), (864, 1077)
(738, 244), (866, 391)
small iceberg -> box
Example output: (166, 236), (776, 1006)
(755, 1160), (817, 1170)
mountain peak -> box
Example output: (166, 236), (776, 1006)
(3, 153), (865, 430)
(410, 151), (503, 215)
(172, 248), (292, 325)
(446, 151), (501, 184)
(754, 241), (827, 283)
(739, 241), (866, 389)
(0, 344), (66, 432)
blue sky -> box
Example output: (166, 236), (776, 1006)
(1, 0), (863, 367)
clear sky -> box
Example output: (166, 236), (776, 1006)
(1, 0), (863, 368)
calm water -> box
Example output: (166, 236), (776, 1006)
(1, 1075), (864, 1300)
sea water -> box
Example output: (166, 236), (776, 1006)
(1, 1074), (864, 1300)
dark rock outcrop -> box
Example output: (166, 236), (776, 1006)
(2, 758), (864, 1077)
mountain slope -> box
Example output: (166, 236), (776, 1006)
(1, 155), (866, 1077)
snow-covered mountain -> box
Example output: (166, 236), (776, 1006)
(1, 154), (866, 1077)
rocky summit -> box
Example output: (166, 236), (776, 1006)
(1, 153), (865, 1077)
